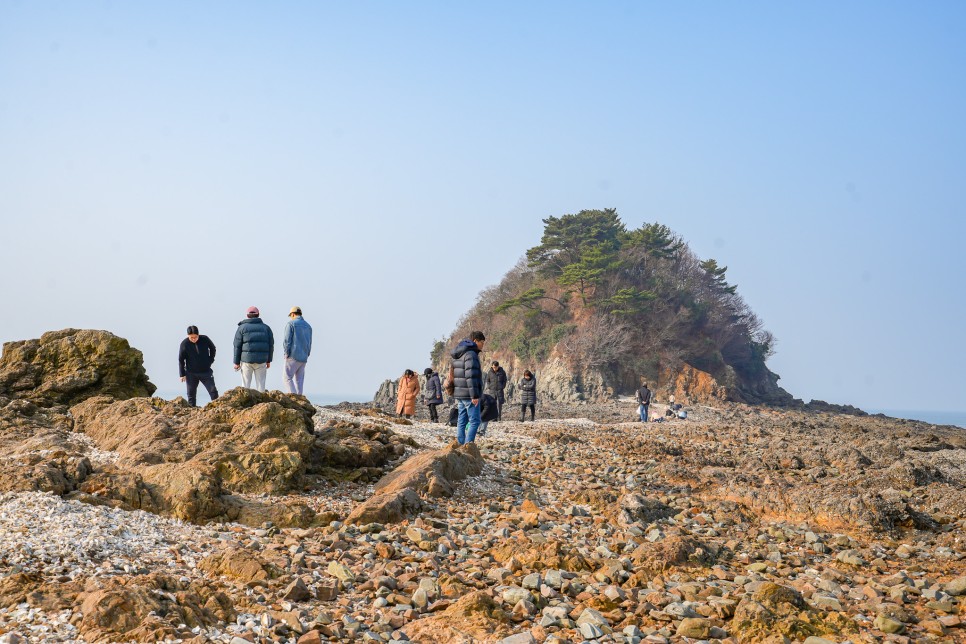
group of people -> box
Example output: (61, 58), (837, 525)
(177, 306), (313, 405)
(446, 331), (539, 444)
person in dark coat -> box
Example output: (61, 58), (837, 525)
(483, 361), (508, 421)
(451, 331), (485, 444)
(519, 370), (537, 421)
(423, 367), (443, 422)
(178, 325), (218, 407)
(233, 306), (274, 392)
(636, 381), (652, 422)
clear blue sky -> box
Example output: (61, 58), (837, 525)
(1, 2), (963, 411)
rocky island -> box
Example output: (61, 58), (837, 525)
(0, 326), (963, 644)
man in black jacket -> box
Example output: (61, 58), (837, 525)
(178, 325), (219, 407)
(451, 331), (485, 444)
(636, 381), (652, 422)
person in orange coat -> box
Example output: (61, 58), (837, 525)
(396, 369), (421, 419)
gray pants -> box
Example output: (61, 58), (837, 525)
(241, 362), (267, 392)
(283, 358), (307, 395)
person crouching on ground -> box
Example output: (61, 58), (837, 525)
(396, 369), (420, 419)
(519, 370), (537, 421)
(451, 331), (485, 444)
(423, 367), (443, 422)
(178, 325), (218, 406)
(233, 306), (274, 392)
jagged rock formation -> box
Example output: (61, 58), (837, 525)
(0, 328), (156, 407)
(347, 442), (483, 524)
(0, 329), (414, 528)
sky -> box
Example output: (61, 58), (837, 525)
(1, 2), (963, 412)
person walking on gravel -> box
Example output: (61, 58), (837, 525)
(282, 306), (313, 395)
(178, 325), (219, 406)
(636, 381), (652, 422)
(519, 370), (537, 421)
(233, 306), (274, 392)
(451, 331), (485, 444)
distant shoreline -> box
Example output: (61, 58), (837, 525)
(868, 408), (966, 429)
(152, 389), (965, 429)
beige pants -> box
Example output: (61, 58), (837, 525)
(240, 362), (267, 392)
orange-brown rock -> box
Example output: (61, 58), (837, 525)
(403, 590), (512, 643)
(0, 329), (155, 407)
(731, 582), (857, 643)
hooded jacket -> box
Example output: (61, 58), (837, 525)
(233, 317), (275, 365)
(179, 335), (216, 377)
(395, 374), (420, 416)
(451, 339), (482, 400)
(424, 372), (443, 405)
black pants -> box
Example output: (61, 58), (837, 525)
(428, 403), (440, 422)
(521, 404), (535, 421)
(186, 371), (219, 407)
(495, 397), (503, 421)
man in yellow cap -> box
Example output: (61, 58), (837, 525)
(283, 306), (313, 395)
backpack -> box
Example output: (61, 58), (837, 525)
(443, 363), (456, 396)
(480, 394), (498, 422)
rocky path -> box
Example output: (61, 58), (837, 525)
(1, 403), (965, 643)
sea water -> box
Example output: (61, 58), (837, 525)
(869, 409), (966, 429)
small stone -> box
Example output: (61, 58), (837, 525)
(579, 622), (604, 639)
(836, 549), (865, 566)
(945, 576), (966, 596)
(676, 617), (711, 638)
(283, 577), (312, 602)
(498, 634), (536, 644)
(327, 562), (355, 582)
(874, 614), (905, 634)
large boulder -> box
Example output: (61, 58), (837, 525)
(0, 329), (155, 407)
(347, 442), (484, 525)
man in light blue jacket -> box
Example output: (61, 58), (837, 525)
(282, 306), (313, 395)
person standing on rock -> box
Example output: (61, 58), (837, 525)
(483, 361), (507, 421)
(519, 369), (537, 421)
(451, 331), (485, 444)
(636, 381), (652, 422)
(233, 306), (274, 393)
(178, 326), (219, 407)
(282, 306), (313, 396)
(423, 367), (443, 422)
(396, 369), (420, 419)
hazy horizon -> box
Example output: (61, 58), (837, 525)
(2, 3), (964, 414)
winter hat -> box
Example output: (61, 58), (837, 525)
(423, 368), (433, 376)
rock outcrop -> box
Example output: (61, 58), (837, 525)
(0, 329), (155, 408)
(347, 441), (484, 524)
(69, 389), (413, 526)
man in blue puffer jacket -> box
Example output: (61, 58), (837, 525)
(233, 306), (274, 392)
(451, 331), (485, 444)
